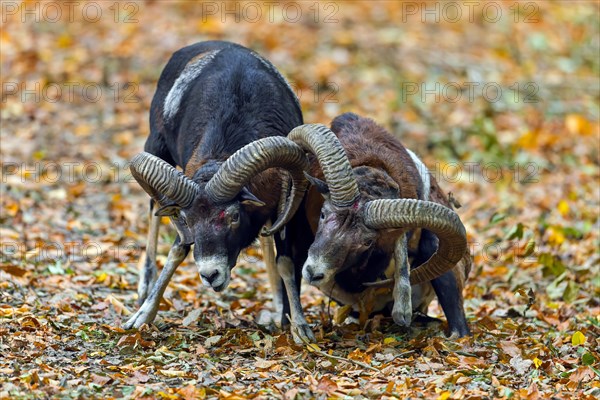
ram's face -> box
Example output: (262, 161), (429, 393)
(192, 190), (266, 291)
(302, 200), (378, 288)
(159, 186), (265, 292)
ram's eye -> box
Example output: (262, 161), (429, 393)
(363, 239), (374, 247)
(231, 211), (240, 223)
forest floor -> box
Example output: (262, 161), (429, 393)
(1, 2), (599, 399)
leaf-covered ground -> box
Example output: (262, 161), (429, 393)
(1, 2), (599, 399)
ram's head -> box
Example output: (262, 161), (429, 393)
(285, 123), (467, 290)
(130, 137), (309, 291)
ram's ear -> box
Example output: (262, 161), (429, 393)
(155, 203), (181, 217)
(240, 187), (266, 208)
(304, 172), (330, 195)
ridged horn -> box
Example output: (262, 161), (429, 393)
(288, 124), (359, 208)
(363, 199), (467, 285)
(130, 152), (199, 207)
(204, 136), (309, 235)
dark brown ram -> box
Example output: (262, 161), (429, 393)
(286, 113), (471, 337)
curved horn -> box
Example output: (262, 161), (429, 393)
(130, 152), (199, 207)
(205, 136), (309, 235)
(288, 124), (359, 208)
(363, 199), (467, 285)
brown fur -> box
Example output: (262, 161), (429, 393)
(247, 170), (283, 212)
(309, 117), (422, 200)
(184, 152), (207, 178)
(306, 116), (422, 241)
(306, 113), (470, 327)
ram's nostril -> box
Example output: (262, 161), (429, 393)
(201, 270), (220, 284)
(304, 265), (314, 279)
(311, 272), (324, 282)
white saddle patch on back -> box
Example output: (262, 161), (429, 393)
(406, 149), (430, 200)
(163, 49), (222, 121)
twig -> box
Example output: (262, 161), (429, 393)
(326, 282), (336, 327)
(390, 349), (417, 362)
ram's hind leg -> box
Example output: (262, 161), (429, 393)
(258, 231), (284, 329)
(138, 199), (160, 305)
(416, 229), (470, 337)
(430, 271), (470, 337)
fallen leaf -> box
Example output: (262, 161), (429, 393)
(509, 356), (533, 375)
(182, 308), (202, 327)
(316, 376), (338, 393)
(90, 373), (111, 385)
(0, 265), (28, 277)
(383, 337), (397, 345)
(159, 369), (188, 378)
(305, 343), (322, 353)
(117, 332), (155, 349)
(254, 357), (277, 370)
(500, 341), (521, 358)
(571, 331), (586, 346)
(204, 335), (222, 348)
(106, 295), (131, 316)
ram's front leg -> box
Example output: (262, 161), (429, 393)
(392, 233), (412, 327)
(138, 200), (160, 305)
(124, 236), (190, 329)
(276, 255), (315, 343)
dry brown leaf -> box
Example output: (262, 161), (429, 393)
(316, 376), (338, 393)
(0, 265), (28, 277)
(117, 332), (155, 349)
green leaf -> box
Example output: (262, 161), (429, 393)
(546, 272), (568, 300)
(582, 352), (596, 366)
(523, 239), (536, 257)
(48, 260), (65, 275)
(539, 253), (566, 277)
(121, 386), (135, 396)
(563, 280), (579, 303)
(528, 33), (548, 50)
(490, 213), (506, 225)
(502, 387), (514, 398)
(506, 223), (525, 240)
(76, 330), (89, 341)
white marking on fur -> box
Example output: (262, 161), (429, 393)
(250, 52), (300, 109)
(196, 255), (229, 289)
(406, 149), (430, 200)
(163, 50), (221, 121)
(302, 255), (336, 286)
